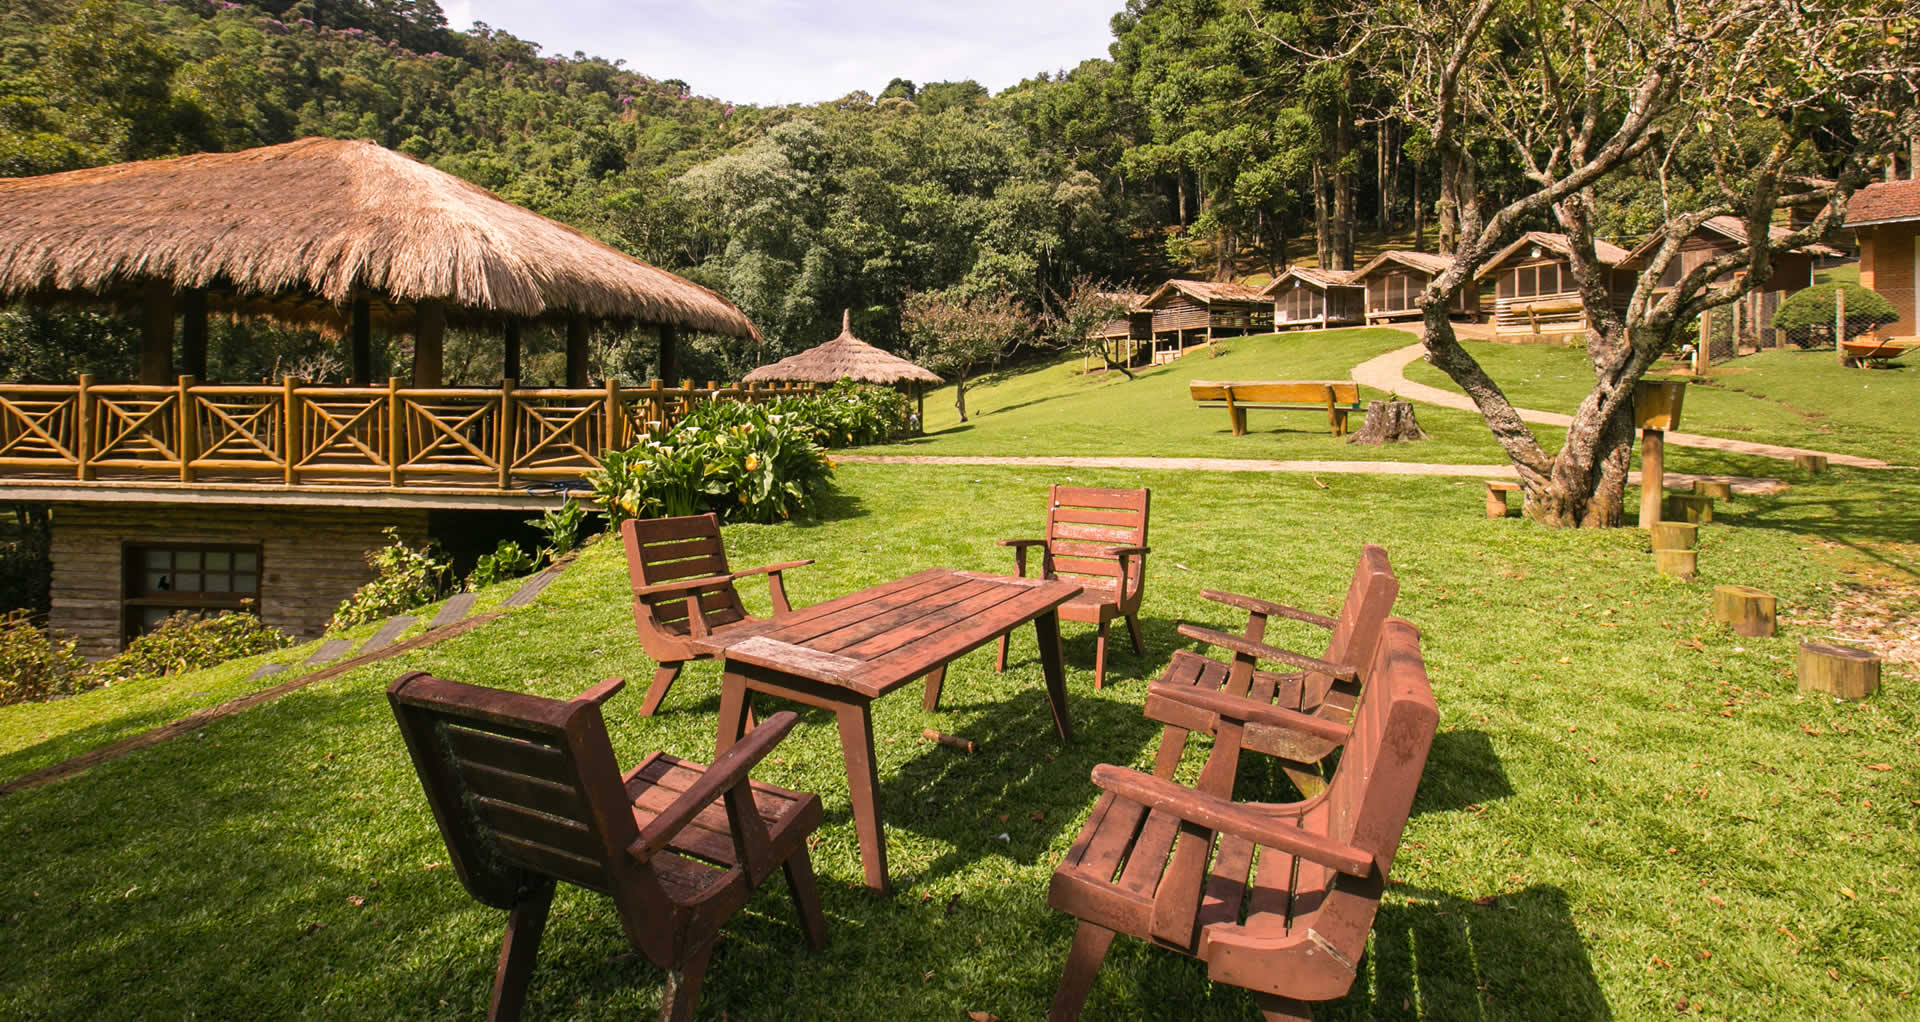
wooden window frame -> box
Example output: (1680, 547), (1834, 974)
(121, 541), (265, 644)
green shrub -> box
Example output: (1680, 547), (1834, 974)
(588, 401), (835, 527)
(467, 540), (537, 590)
(761, 380), (911, 448)
(328, 528), (452, 631)
(90, 609), (290, 688)
(532, 498), (588, 560)
(1772, 283), (1900, 337)
(0, 612), (86, 706)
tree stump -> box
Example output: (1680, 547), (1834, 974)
(1797, 642), (1881, 700)
(1694, 479), (1734, 501)
(1650, 522), (1697, 550)
(1711, 585), (1776, 637)
(1653, 548), (1697, 580)
(1666, 494), (1714, 524)
(1347, 400), (1428, 445)
(1794, 453), (1828, 473)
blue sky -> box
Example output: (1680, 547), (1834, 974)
(440, 1), (1124, 106)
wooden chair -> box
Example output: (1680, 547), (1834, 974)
(1147, 545), (1398, 797)
(388, 672), (828, 1022)
(621, 513), (811, 715)
(1045, 618), (1437, 1022)
(997, 485), (1150, 689)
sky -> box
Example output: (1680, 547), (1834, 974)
(439, 0), (1126, 106)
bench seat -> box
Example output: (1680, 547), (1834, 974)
(1190, 380), (1364, 436)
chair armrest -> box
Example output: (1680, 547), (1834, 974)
(1090, 765), (1374, 877)
(1177, 623), (1357, 680)
(732, 559), (814, 579)
(1145, 680), (1350, 743)
(1201, 589), (1337, 629)
(631, 573), (733, 598)
(574, 677), (627, 707)
(629, 710), (801, 862)
(998, 538), (1047, 549)
(1105, 545), (1150, 559)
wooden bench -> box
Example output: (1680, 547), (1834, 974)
(1045, 618), (1438, 1021)
(1485, 480), (1520, 518)
(1190, 380), (1364, 437)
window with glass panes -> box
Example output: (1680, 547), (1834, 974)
(122, 544), (262, 641)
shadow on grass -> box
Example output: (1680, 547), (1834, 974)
(1412, 729), (1516, 815)
(792, 486), (869, 527)
(1714, 482), (1920, 581)
(0, 703), (189, 784)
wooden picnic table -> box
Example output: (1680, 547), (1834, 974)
(693, 568), (1082, 892)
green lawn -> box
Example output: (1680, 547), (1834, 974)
(1402, 342), (1920, 462)
(870, 328), (1570, 464)
(4, 463), (1918, 1020)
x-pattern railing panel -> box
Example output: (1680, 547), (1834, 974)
(192, 391), (284, 468)
(512, 397), (603, 474)
(399, 394), (499, 474)
(0, 391), (77, 464)
(297, 394), (389, 471)
(90, 391), (179, 466)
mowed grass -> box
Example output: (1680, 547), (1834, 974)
(1401, 341), (1920, 462)
(867, 328), (1570, 463)
(3, 463), (1918, 1020)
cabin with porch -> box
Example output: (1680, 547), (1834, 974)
(1348, 250), (1479, 323)
(1093, 292), (1152, 367)
(0, 138), (767, 657)
(1140, 280), (1273, 363)
(1617, 215), (1842, 349)
(1846, 178), (1920, 338)
(1478, 232), (1632, 343)
(1259, 267), (1365, 331)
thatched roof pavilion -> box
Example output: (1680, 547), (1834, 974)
(744, 310), (941, 386)
(0, 137), (757, 385)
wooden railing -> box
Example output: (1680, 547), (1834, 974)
(0, 376), (815, 492)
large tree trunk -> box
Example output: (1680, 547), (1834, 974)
(1333, 105), (1355, 270)
(1438, 150), (1462, 251)
(1312, 161), (1332, 267)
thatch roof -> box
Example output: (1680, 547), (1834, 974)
(0, 137), (759, 338)
(1140, 279), (1271, 308)
(742, 310), (941, 385)
(1259, 266), (1361, 294)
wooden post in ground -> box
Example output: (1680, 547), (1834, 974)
(1712, 586), (1776, 637)
(1666, 493), (1714, 524)
(1835, 287), (1847, 366)
(1650, 521), (1697, 551)
(1639, 427), (1665, 528)
(1798, 642), (1880, 699)
(1651, 519), (1697, 580)
(1694, 311), (1710, 376)
(1695, 479), (1734, 501)
(1794, 453), (1828, 473)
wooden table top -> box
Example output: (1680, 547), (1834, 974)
(691, 568), (1081, 698)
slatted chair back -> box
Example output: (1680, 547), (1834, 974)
(1207, 617), (1435, 987)
(1044, 485), (1150, 602)
(1303, 543), (1399, 709)
(622, 513), (749, 657)
(388, 674), (677, 964)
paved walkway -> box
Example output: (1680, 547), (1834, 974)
(1351, 343), (1892, 469)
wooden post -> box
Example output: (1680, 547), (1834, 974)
(498, 377), (516, 491)
(1797, 641), (1880, 700)
(1712, 585), (1776, 637)
(566, 316), (590, 388)
(503, 320), (522, 384)
(1694, 479), (1734, 501)
(1653, 548), (1697, 580)
(1639, 427), (1665, 528)
(1651, 516), (1697, 579)
(603, 377), (623, 453)
(658, 323), (678, 386)
(646, 378), (663, 426)
(141, 287), (175, 385)
(283, 375), (301, 486)
(75, 373), (94, 481)
(1794, 453), (1828, 473)
(345, 297), (372, 385)
(1666, 493), (1714, 524)
(176, 375), (197, 483)
(413, 301), (445, 388)
(180, 289), (208, 381)
(1650, 521), (1697, 550)
(1693, 310), (1709, 376)
(1835, 286), (1847, 366)
(387, 377), (403, 487)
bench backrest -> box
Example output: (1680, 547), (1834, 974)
(621, 514), (749, 652)
(1188, 380), (1361, 405)
(388, 672), (675, 962)
(1046, 485), (1150, 599)
(1309, 544), (1399, 709)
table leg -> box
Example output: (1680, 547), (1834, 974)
(714, 668), (753, 756)
(1035, 609), (1072, 741)
(920, 664), (947, 712)
(834, 700), (888, 892)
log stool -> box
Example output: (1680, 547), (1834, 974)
(1794, 454), (1828, 473)
(1651, 521), (1698, 579)
(1711, 585), (1775, 637)
(1666, 493), (1714, 524)
(1485, 481), (1521, 518)
(1797, 642), (1881, 700)
(1694, 479), (1734, 501)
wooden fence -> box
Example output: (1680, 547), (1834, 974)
(0, 376), (815, 491)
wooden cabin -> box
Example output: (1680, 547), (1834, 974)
(1845, 180), (1920, 337)
(1139, 280), (1273, 363)
(1259, 267), (1366, 330)
(1094, 292), (1152, 366)
(1348, 251), (1479, 323)
(1618, 215), (1842, 347)
(1477, 232), (1632, 343)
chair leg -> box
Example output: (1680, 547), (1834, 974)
(658, 943), (713, 1022)
(1125, 613), (1145, 656)
(1047, 921), (1118, 1022)
(1252, 991), (1316, 1022)
(996, 632), (1011, 672)
(1092, 621), (1110, 690)
(638, 663), (682, 716)
(487, 880), (555, 1022)
(784, 846), (830, 952)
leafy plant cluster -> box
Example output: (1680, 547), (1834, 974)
(756, 380), (912, 447)
(589, 399), (834, 528)
(1, 607), (288, 706)
(465, 539), (537, 589)
(328, 527), (453, 631)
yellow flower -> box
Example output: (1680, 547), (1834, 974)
(745, 454), (761, 471)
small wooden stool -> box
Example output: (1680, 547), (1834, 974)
(1794, 454), (1828, 473)
(1485, 480), (1521, 518)
(1797, 642), (1880, 700)
(1712, 585), (1775, 637)
(1694, 479), (1734, 501)
(1666, 493), (1714, 524)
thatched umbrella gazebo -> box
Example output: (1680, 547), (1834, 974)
(744, 310), (942, 426)
(0, 137), (758, 386)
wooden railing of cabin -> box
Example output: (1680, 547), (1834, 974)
(0, 377), (815, 491)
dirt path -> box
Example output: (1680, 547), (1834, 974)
(1352, 342), (1892, 469)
